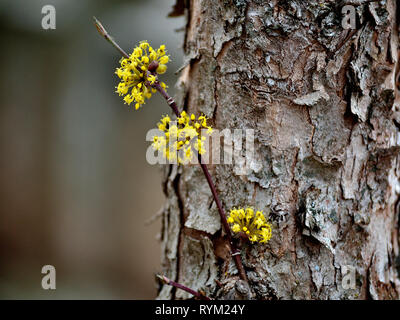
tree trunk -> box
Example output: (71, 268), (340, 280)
(157, 0), (400, 300)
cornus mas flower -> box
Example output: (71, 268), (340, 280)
(115, 41), (169, 109)
(152, 111), (213, 164)
(227, 208), (272, 243)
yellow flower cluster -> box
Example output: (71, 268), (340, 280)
(152, 111), (213, 164)
(115, 41), (169, 109)
(227, 208), (272, 243)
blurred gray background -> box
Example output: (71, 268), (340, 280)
(0, 0), (184, 299)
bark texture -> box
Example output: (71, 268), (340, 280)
(157, 0), (400, 299)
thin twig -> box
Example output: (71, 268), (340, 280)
(197, 161), (248, 281)
(93, 17), (129, 59)
(157, 275), (211, 300)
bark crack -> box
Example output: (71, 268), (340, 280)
(173, 171), (184, 299)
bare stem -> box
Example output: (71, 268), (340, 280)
(157, 275), (211, 300)
(93, 17), (129, 59)
(94, 18), (248, 282)
(151, 81), (180, 117)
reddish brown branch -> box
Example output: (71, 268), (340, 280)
(157, 275), (211, 300)
(94, 18), (248, 282)
(153, 83), (248, 282)
(93, 17), (129, 59)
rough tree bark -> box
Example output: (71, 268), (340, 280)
(157, 0), (400, 299)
